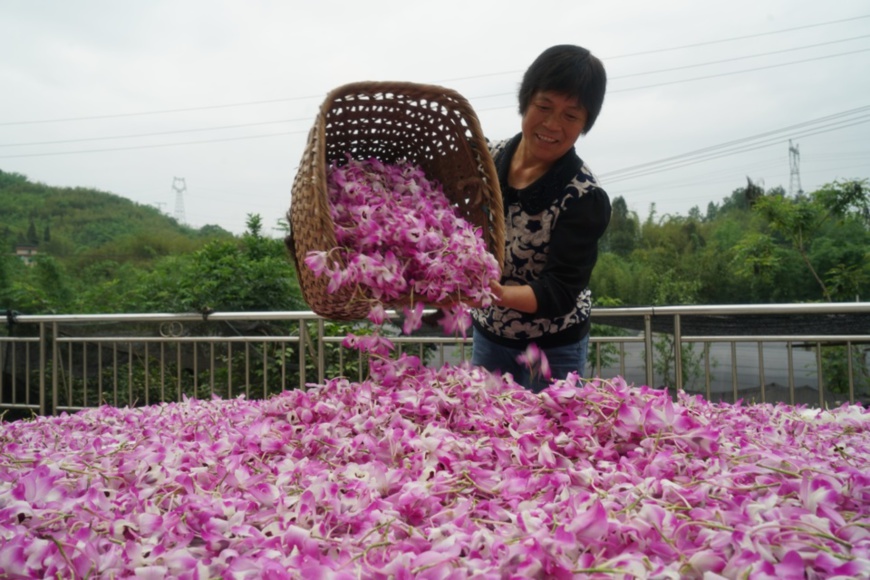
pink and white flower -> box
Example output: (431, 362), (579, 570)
(3, 365), (870, 577)
(306, 156), (500, 335)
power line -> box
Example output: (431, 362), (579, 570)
(608, 158), (869, 209)
(611, 47), (870, 93)
(4, 51), (869, 159)
(603, 14), (870, 59)
(457, 47), (870, 110)
(0, 131), (299, 159)
(603, 118), (870, 184)
(601, 105), (870, 178)
(609, 34), (870, 80)
(0, 118), (310, 148)
(0, 96), (322, 127)
(10, 111), (857, 195)
(347, 14), (870, 84)
(600, 113), (870, 184)
(7, 33), (867, 150)
(610, 115), (870, 179)
(2, 14), (867, 128)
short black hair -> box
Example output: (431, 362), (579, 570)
(518, 45), (607, 134)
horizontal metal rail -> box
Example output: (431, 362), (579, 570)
(1, 304), (867, 416)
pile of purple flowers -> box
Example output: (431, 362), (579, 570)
(304, 156), (500, 333)
(2, 355), (869, 578)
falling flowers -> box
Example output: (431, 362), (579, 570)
(303, 156), (500, 333)
(2, 354), (870, 579)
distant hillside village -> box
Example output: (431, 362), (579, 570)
(4, 218), (46, 266)
(13, 244), (38, 266)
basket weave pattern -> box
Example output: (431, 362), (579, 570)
(286, 81), (504, 320)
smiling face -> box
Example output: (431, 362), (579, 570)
(520, 90), (588, 167)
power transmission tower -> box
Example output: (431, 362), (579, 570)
(172, 177), (187, 223)
(788, 140), (803, 197)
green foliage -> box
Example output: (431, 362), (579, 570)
(1, 173), (303, 314)
(588, 296), (632, 374)
(821, 345), (870, 396)
(2, 254), (73, 313)
(2, 170), (867, 319)
(588, 178), (868, 308)
(744, 179), (869, 302)
(648, 335), (713, 391)
(303, 321), (378, 382)
(48, 320), (399, 410)
(134, 215), (305, 313)
(3, 168), (867, 404)
(599, 196), (639, 256)
(54, 340), (299, 408)
(0, 172), (232, 270)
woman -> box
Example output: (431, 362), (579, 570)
(471, 44), (611, 393)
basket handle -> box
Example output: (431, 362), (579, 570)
(284, 232), (300, 271)
(456, 176), (486, 208)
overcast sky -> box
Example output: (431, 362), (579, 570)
(2, 0), (868, 235)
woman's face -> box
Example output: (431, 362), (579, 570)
(520, 90), (587, 166)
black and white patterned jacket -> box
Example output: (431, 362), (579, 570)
(472, 133), (611, 348)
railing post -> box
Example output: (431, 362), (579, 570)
(644, 314), (654, 387)
(758, 342), (766, 403)
(673, 314), (683, 391)
(704, 343), (712, 401)
(787, 341), (795, 405)
(816, 342), (824, 408)
(731, 342), (738, 403)
(299, 320), (307, 389)
(847, 341), (855, 404)
(51, 322), (59, 416)
(39, 322), (48, 416)
(595, 341), (602, 378)
(317, 318), (326, 385)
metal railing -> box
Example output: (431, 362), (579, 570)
(2, 303), (868, 417)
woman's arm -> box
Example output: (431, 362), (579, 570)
(527, 186), (611, 318)
(491, 281), (538, 313)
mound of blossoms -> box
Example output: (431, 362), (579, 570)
(2, 359), (870, 579)
(304, 156), (500, 331)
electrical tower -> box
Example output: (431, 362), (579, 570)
(788, 140), (803, 197)
(172, 177), (187, 223)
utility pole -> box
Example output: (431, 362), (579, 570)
(788, 140), (803, 198)
(172, 177), (187, 223)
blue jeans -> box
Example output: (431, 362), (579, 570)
(471, 332), (589, 393)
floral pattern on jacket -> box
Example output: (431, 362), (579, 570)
(472, 135), (611, 346)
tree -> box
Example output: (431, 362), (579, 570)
(26, 219), (39, 245)
(136, 214), (305, 313)
(731, 233), (787, 299)
(815, 179), (870, 223)
(0, 251), (14, 304)
(600, 196), (639, 257)
(4, 254), (72, 313)
(705, 201), (719, 222)
(750, 179), (869, 302)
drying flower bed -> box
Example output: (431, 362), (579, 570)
(2, 355), (869, 578)
(304, 156), (500, 332)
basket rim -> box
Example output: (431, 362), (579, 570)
(320, 80), (480, 105)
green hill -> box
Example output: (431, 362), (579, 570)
(0, 169), (233, 270)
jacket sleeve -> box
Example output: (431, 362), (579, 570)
(529, 186), (611, 318)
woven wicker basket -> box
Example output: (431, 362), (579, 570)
(286, 81), (504, 320)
